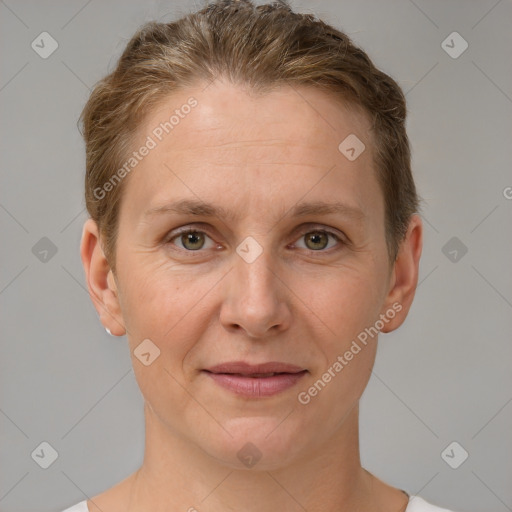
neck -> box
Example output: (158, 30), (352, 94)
(128, 401), (383, 512)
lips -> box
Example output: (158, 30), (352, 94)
(204, 361), (306, 376)
(202, 361), (307, 397)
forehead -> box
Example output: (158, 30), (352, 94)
(119, 80), (381, 225)
(143, 81), (372, 153)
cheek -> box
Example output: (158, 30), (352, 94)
(295, 272), (382, 424)
(306, 265), (386, 346)
(118, 260), (209, 357)
(119, 267), (211, 413)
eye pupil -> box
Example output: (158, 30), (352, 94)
(182, 231), (205, 250)
(305, 232), (328, 250)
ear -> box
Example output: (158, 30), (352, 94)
(379, 214), (423, 333)
(80, 218), (126, 336)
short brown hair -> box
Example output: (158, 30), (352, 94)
(80, 0), (420, 274)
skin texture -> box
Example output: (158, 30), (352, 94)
(81, 79), (422, 512)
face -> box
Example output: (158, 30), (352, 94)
(84, 79), (421, 470)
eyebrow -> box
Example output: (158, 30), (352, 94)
(143, 198), (366, 224)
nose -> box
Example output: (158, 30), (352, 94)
(219, 247), (292, 339)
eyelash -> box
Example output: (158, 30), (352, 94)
(164, 225), (345, 255)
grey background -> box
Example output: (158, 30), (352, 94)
(1, 1), (511, 511)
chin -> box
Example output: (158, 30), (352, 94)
(204, 415), (306, 470)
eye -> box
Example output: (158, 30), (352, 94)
(293, 229), (343, 252)
(168, 228), (217, 251)
(165, 226), (345, 255)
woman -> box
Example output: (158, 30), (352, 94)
(63, 1), (455, 510)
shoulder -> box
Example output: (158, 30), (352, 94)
(59, 500), (89, 512)
(406, 495), (457, 512)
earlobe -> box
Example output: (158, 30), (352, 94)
(80, 218), (126, 336)
(380, 214), (423, 334)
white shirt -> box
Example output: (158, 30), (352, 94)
(60, 495), (456, 511)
